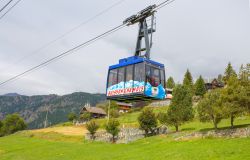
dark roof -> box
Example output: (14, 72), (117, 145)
(81, 106), (106, 115)
(117, 102), (133, 107)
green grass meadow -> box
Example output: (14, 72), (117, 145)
(0, 107), (249, 160)
(0, 133), (250, 160)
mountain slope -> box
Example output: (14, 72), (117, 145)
(0, 92), (106, 129)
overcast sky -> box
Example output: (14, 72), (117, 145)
(0, 0), (249, 95)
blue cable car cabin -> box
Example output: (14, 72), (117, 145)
(106, 56), (166, 102)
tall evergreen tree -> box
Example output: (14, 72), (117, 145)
(194, 75), (206, 96)
(183, 69), (194, 92)
(239, 64), (249, 86)
(221, 76), (248, 127)
(217, 74), (223, 83)
(166, 85), (194, 131)
(166, 77), (175, 89)
(223, 62), (237, 84)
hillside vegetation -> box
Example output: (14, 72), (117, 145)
(0, 115), (249, 160)
(0, 92), (106, 129)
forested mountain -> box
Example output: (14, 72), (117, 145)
(0, 92), (106, 129)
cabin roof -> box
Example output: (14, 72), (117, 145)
(109, 56), (165, 70)
(81, 106), (106, 115)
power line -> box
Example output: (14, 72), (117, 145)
(0, 0), (125, 72)
(0, 0), (21, 20)
(0, 0), (175, 87)
(0, 0), (13, 13)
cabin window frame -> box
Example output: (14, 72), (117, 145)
(145, 63), (165, 88)
(108, 68), (118, 88)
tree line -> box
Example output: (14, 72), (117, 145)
(164, 62), (249, 130)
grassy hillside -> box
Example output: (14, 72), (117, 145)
(0, 132), (249, 160)
(0, 109), (249, 160)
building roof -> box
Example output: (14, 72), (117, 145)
(117, 102), (133, 107)
(81, 106), (106, 115)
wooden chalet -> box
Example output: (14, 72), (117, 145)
(117, 102), (133, 113)
(80, 104), (106, 118)
(205, 78), (224, 90)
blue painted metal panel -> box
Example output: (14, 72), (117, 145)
(109, 56), (164, 70)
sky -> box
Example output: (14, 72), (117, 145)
(0, 0), (249, 96)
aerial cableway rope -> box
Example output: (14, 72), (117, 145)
(0, 0), (175, 87)
(0, 0), (13, 13)
(0, 0), (126, 71)
(0, 24), (126, 86)
(0, 0), (22, 20)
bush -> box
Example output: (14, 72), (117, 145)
(0, 120), (3, 137)
(80, 112), (91, 122)
(105, 119), (120, 143)
(138, 108), (158, 136)
(67, 112), (77, 122)
(1, 114), (27, 136)
(110, 109), (120, 118)
(157, 112), (168, 126)
(86, 120), (99, 140)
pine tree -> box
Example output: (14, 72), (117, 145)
(217, 74), (223, 83)
(183, 69), (194, 93)
(86, 120), (99, 140)
(239, 64), (249, 86)
(223, 62), (237, 84)
(197, 89), (224, 130)
(166, 85), (194, 131)
(166, 77), (175, 89)
(105, 119), (120, 143)
(221, 76), (248, 127)
(194, 75), (206, 96)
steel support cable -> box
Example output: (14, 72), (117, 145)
(0, 0), (176, 87)
(154, 0), (176, 11)
(0, 0), (21, 20)
(0, 0), (126, 72)
(0, 0), (13, 13)
(0, 24), (126, 86)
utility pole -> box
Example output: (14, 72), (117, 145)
(44, 107), (49, 128)
(107, 100), (110, 122)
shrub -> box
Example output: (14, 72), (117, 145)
(0, 120), (3, 137)
(138, 108), (158, 136)
(67, 112), (77, 122)
(86, 120), (99, 140)
(1, 114), (27, 136)
(80, 112), (91, 122)
(110, 109), (119, 118)
(157, 112), (168, 126)
(105, 119), (120, 143)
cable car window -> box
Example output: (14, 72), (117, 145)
(134, 63), (144, 82)
(160, 69), (165, 88)
(108, 69), (118, 87)
(146, 65), (150, 82)
(118, 67), (125, 84)
(151, 67), (160, 87)
(126, 65), (133, 82)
